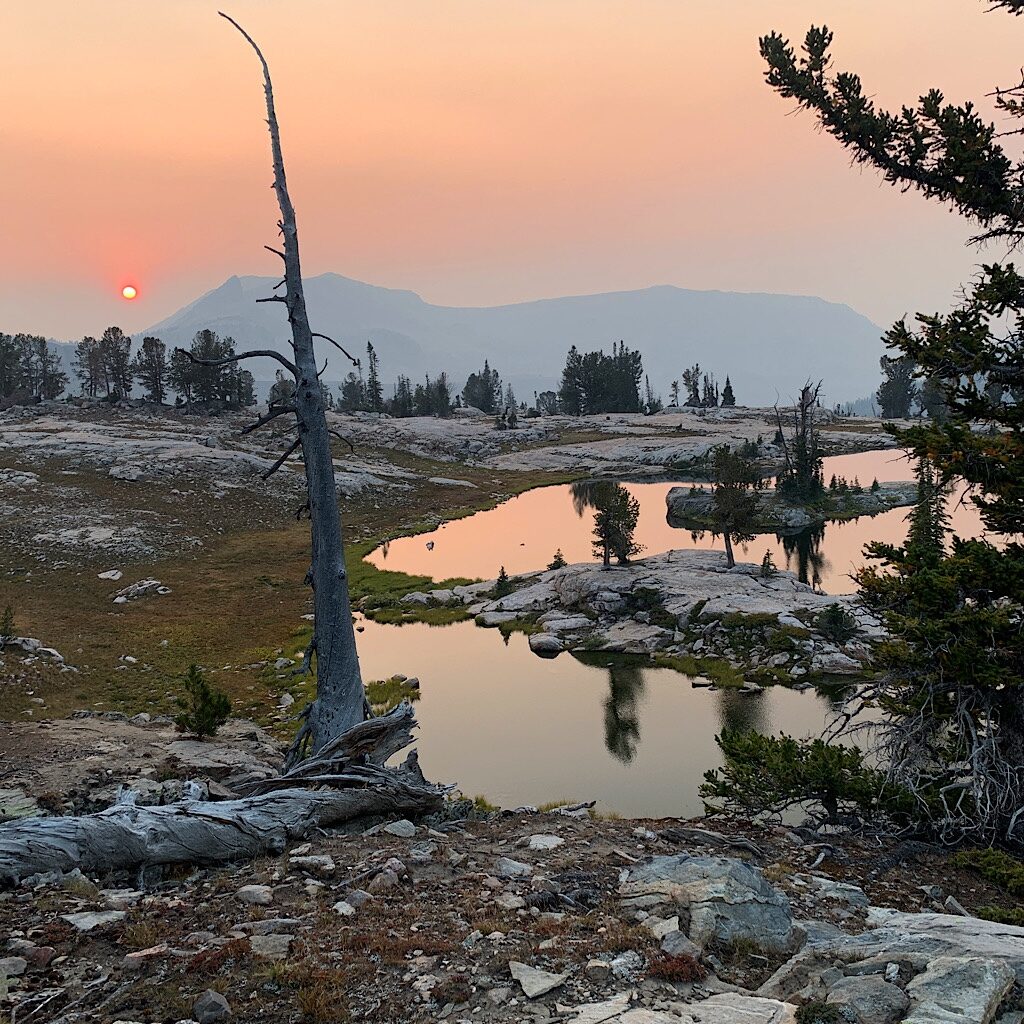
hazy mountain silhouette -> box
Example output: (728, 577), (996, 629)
(140, 273), (885, 406)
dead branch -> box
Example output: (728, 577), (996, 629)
(240, 405), (297, 436)
(0, 706), (441, 887)
(180, 347), (298, 377)
(261, 436), (302, 479)
(312, 332), (360, 366)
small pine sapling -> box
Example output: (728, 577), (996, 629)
(175, 664), (231, 739)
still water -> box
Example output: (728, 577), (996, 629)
(357, 448), (983, 816)
(356, 615), (847, 818)
(369, 449), (986, 595)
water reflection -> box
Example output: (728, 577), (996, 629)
(716, 687), (768, 735)
(780, 525), (829, 589)
(570, 479), (616, 517)
(353, 615), (841, 816)
(604, 664), (646, 763)
(366, 450), (987, 596)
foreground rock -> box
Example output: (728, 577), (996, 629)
(619, 855), (797, 953)
(1, 788), (1022, 1024)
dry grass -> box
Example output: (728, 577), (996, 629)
(120, 920), (161, 951)
(647, 953), (708, 982)
(187, 937), (252, 975)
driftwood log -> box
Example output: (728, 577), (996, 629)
(0, 704), (444, 887)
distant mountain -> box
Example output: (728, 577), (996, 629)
(139, 273), (885, 407)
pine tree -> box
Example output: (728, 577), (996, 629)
(762, 9), (1024, 842)
(175, 664), (231, 739)
(558, 346), (585, 416)
(681, 364), (702, 406)
(99, 326), (133, 398)
(721, 376), (736, 407)
(73, 337), (103, 397)
(389, 374), (414, 417)
(708, 446), (763, 569)
(365, 341), (384, 414)
(876, 355), (918, 419)
(133, 336), (168, 403)
(168, 348), (194, 404)
(591, 484), (643, 568)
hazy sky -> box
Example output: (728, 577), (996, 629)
(5, 1), (1023, 339)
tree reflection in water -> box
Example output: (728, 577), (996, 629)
(780, 525), (829, 589)
(603, 663), (646, 763)
(715, 687), (768, 736)
(570, 479), (618, 517)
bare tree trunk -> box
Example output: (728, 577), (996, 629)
(218, 15), (365, 759)
(723, 532), (735, 569)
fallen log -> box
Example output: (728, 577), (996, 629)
(0, 704), (444, 887)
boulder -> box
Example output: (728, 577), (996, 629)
(904, 956), (1014, 1023)
(619, 855), (795, 953)
(529, 633), (564, 655)
(826, 975), (909, 1024)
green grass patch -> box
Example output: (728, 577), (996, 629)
(976, 905), (1024, 925)
(365, 676), (421, 714)
(952, 847), (1024, 898)
(653, 653), (746, 688)
(367, 605), (471, 627)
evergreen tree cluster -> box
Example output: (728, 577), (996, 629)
(338, 342), (454, 417)
(462, 359), (503, 414)
(675, 364), (736, 408)
(558, 341), (645, 415)
(166, 330), (256, 407)
(0, 333), (68, 400)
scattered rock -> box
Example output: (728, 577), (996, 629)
(509, 960), (569, 998)
(236, 884), (274, 906)
(248, 934), (293, 959)
(60, 910), (127, 932)
(192, 987), (231, 1019)
(528, 834), (565, 851)
(495, 856), (533, 879)
(383, 819), (416, 838)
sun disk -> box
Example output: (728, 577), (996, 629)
(122, 285), (137, 300)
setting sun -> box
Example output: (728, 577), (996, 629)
(121, 285), (137, 300)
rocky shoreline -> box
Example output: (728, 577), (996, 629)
(401, 549), (880, 682)
(666, 480), (918, 535)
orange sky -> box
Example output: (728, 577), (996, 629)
(4, 1), (1022, 338)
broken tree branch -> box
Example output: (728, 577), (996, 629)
(240, 404), (297, 436)
(180, 347), (298, 377)
(261, 436), (303, 479)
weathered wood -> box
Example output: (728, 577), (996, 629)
(217, 13), (367, 760)
(0, 758), (441, 887)
(0, 704), (443, 887)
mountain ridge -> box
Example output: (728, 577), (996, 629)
(135, 273), (885, 406)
